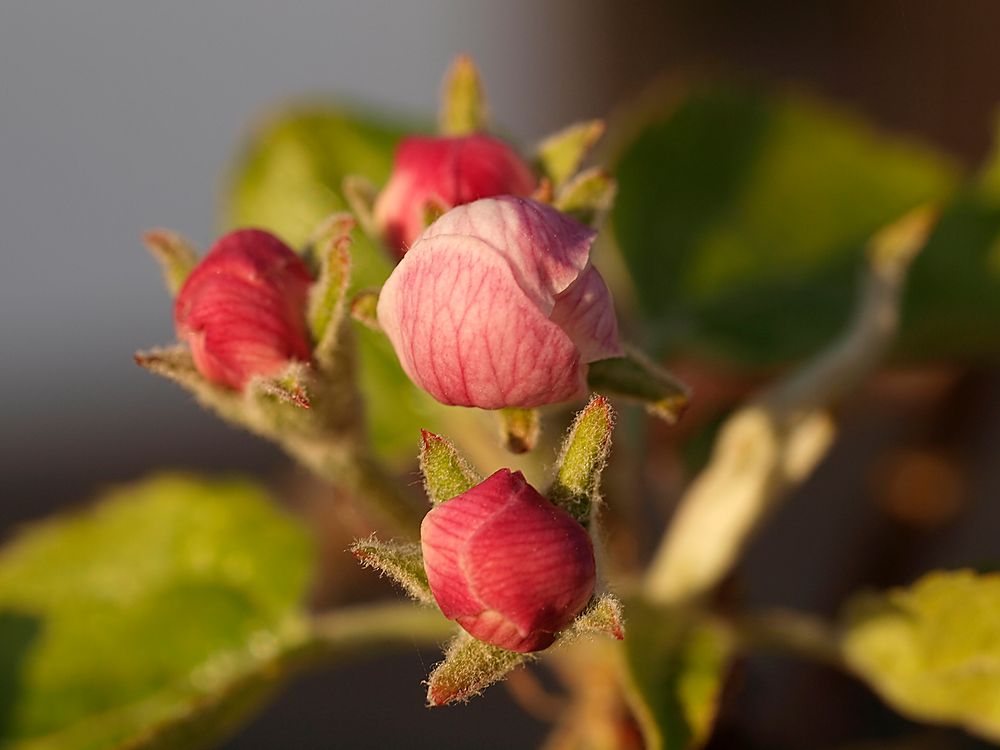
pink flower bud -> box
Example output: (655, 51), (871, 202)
(421, 469), (596, 653)
(373, 134), (536, 254)
(174, 229), (313, 390)
(377, 197), (622, 409)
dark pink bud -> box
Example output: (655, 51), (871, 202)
(174, 229), (313, 390)
(373, 134), (536, 254)
(421, 469), (596, 653)
(377, 196), (622, 409)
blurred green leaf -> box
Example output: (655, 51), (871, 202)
(841, 570), (1000, 742)
(899, 136), (1000, 359)
(222, 105), (454, 466)
(623, 600), (732, 750)
(612, 85), (966, 365)
(223, 106), (405, 253)
(0, 474), (314, 750)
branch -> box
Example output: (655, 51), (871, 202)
(733, 608), (843, 669)
(302, 602), (454, 663)
(643, 206), (938, 605)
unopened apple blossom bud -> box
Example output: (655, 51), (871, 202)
(174, 229), (313, 390)
(377, 196), (622, 409)
(421, 468), (596, 653)
(373, 134), (536, 254)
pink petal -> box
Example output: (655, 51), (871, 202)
(419, 197), (597, 315)
(174, 229), (312, 389)
(373, 136), (536, 254)
(550, 264), (624, 363)
(420, 469), (596, 653)
(377, 235), (586, 408)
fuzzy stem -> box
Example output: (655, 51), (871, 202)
(301, 602), (454, 663)
(283, 434), (423, 537)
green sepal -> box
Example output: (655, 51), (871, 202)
(496, 407), (540, 454)
(143, 229), (198, 296)
(422, 198), (448, 231)
(134, 346), (244, 424)
(136, 348), (315, 440)
(349, 289), (381, 331)
(548, 395), (615, 524)
(554, 167), (617, 226)
(439, 55), (488, 136)
(587, 349), (690, 424)
(426, 633), (533, 706)
(425, 593), (626, 707)
(419, 430), (481, 505)
(307, 214), (355, 364)
(246, 362), (313, 411)
(351, 536), (433, 604)
(562, 594), (626, 642)
(537, 119), (605, 189)
(341, 174), (378, 238)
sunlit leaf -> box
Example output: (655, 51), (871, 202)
(612, 85), (964, 365)
(0, 474), (314, 750)
(842, 570), (1000, 742)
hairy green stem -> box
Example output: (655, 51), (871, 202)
(283, 435), (424, 537)
(301, 602), (455, 664)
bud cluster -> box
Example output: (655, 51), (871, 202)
(139, 56), (635, 707)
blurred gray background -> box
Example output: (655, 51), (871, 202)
(3, 1), (1000, 747)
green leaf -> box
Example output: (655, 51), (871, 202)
(223, 106), (407, 253)
(841, 570), (1000, 742)
(622, 600), (733, 750)
(350, 537), (433, 604)
(438, 55), (488, 136)
(419, 431), (481, 505)
(612, 85), (962, 366)
(548, 395), (615, 524)
(899, 187), (1000, 360)
(0, 473), (314, 750)
(538, 119), (605, 189)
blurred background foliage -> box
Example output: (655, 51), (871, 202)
(0, 475), (313, 750)
(3, 1), (1000, 748)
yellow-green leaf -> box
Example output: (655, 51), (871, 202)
(0, 474), (314, 750)
(842, 570), (1000, 742)
(622, 600), (733, 750)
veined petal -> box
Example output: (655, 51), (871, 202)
(378, 235), (586, 409)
